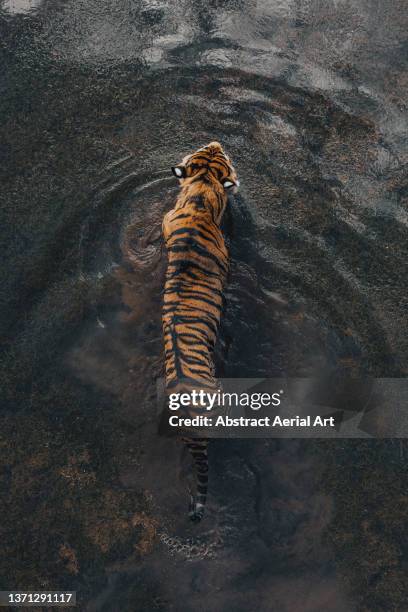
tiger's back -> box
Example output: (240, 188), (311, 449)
(163, 202), (228, 389)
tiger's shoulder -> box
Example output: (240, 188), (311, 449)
(162, 204), (218, 245)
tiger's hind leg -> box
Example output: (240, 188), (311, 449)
(182, 437), (208, 522)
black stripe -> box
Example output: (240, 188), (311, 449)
(164, 290), (222, 312)
(179, 353), (209, 366)
(172, 315), (218, 335)
(165, 280), (223, 298)
(167, 226), (222, 252)
(188, 195), (206, 210)
(173, 212), (191, 220)
(168, 244), (228, 274)
(166, 261), (221, 279)
(164, 305), (220, 328)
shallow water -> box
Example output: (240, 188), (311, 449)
(1, 1), (407, 610)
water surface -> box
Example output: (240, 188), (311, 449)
(1, 1), (407, 610)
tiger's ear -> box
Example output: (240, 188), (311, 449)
(222, 178), (238, 189)
(171, 166), (186, 179)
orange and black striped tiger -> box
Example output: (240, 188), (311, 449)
(162, 141), (239, 521)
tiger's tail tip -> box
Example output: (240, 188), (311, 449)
(188, 498), (205, 522)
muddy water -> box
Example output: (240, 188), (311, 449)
(1, 1), (407, 611)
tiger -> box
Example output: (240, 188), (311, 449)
(162, 141), (239, 521)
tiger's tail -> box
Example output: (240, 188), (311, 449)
(183, 437), (208, 522)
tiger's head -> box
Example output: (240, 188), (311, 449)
(171, 141), (239, 194)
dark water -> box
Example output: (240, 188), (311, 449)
(1, 1), (408, 610)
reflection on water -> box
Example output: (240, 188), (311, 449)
(3, 0), (41, 13)
(1, 0), (407, 610)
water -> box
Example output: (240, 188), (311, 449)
(1, 1), (407, 610)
